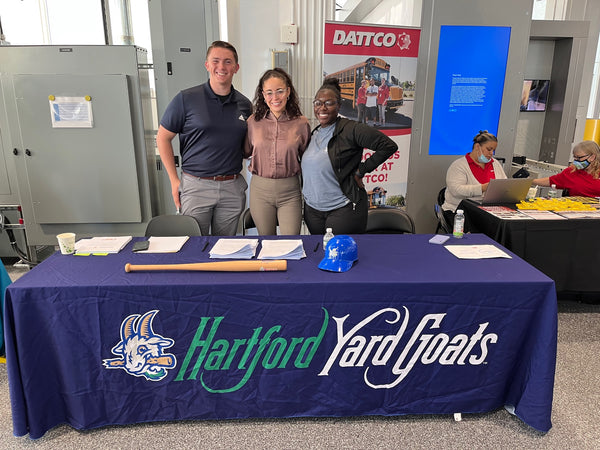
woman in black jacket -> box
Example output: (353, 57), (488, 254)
(301, 78), (398, 235)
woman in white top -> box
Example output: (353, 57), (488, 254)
(442, 130), (507, 223)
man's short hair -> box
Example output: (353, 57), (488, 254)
(206, 40), (239, 64)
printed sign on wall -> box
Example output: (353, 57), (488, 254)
(429, 26), (511, 155)
(323, 22), (420, 205)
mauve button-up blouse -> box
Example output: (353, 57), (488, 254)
(244, 111), (311, 179)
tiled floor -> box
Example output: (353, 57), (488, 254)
(2, 258), (31, 282)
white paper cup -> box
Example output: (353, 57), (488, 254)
(56, 232), (76, 255)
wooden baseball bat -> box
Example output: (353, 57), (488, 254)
(104, 355), (176, 368)
(124, 259), (287, 273)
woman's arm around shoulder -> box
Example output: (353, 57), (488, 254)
(351, 120), (398, 175)
(297, 115), (311, 155)
(243, 114), (257, 159)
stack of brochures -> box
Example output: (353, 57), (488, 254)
(257, 239), (306, 260)
(209, 238), (259, 259)
(138, 236), (189, 253)
(74, 236), (132, 254)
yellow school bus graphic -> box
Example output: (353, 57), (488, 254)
(327, 57), (404, 110)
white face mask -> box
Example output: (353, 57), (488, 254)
(476, 143), (494, 164)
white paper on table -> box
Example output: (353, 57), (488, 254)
(493, 211), (533, 220)
(139, 236), (189, 253)
(445, 244), (512, 259)
(209, 238), (259, 259)
(75, 236), (132, 253)
(555, 210), (600, 219)
(258, 239), (306, 260)
(521, 210), (567, 220)
(481, 207), (531, 220)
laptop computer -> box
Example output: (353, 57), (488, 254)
(476, 178), (533, 205)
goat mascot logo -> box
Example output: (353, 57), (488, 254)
(103, 310), (177, 381)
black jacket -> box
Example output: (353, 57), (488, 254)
(313, 117), (398, 205)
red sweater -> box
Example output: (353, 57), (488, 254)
(549, 167), (600, 197)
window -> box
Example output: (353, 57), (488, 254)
(0, 0), (104, 45)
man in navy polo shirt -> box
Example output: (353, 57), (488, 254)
(157, 40), (252, 236)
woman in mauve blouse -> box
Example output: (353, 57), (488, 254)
(244, 68), (310, 235)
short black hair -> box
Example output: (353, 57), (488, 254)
(318, 77), (342, 105)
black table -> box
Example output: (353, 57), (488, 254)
(460, 199), (600, 294)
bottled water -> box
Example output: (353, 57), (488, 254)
(453, 209), (464, 239)
(548, 184), (558, 199)
(323, 228), (334, 250)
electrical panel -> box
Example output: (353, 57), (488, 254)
(0, 46), (159, 247)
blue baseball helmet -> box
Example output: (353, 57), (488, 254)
(318, 235), (358, 273)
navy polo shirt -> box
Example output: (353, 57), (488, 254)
(160, 82), (252, 177)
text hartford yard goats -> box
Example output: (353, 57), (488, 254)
(169, 307), (498, 392)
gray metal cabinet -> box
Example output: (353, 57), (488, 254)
(13, 73), (141, 224)
(0, 46), (159, 247)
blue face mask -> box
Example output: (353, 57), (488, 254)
(573, 159), (590, 170)
(478, 153), (491, 164)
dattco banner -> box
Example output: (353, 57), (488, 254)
(323, 21), (421, 205)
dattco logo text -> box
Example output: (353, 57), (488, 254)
(332, 29), (412, 50)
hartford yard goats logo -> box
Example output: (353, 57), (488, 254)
(103, 310), (177, 381)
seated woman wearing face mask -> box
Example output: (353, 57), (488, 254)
(442, 130), (507, 224)
(532, 140), (600, 197)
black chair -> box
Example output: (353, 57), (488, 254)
(241, 208), (256, 236)
(242, 208), (281, 235)
(512, 167), (530, 178)
(365, 207), (415, 234)
(437, 187), (446, 207)
(435, 188), (451, 234)
(145, 214), (202, 237)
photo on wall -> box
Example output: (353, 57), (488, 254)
(520, 79), (549, 111)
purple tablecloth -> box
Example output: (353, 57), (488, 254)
(5, 234), (557, 438)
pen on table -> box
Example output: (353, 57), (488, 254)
(202, 241), (209, 252)
(313, 242), (320, 252)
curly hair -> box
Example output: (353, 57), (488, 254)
(472, 130), (498, 149)
(253, 68), (302, 121)
(571, 140), (600, 178)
